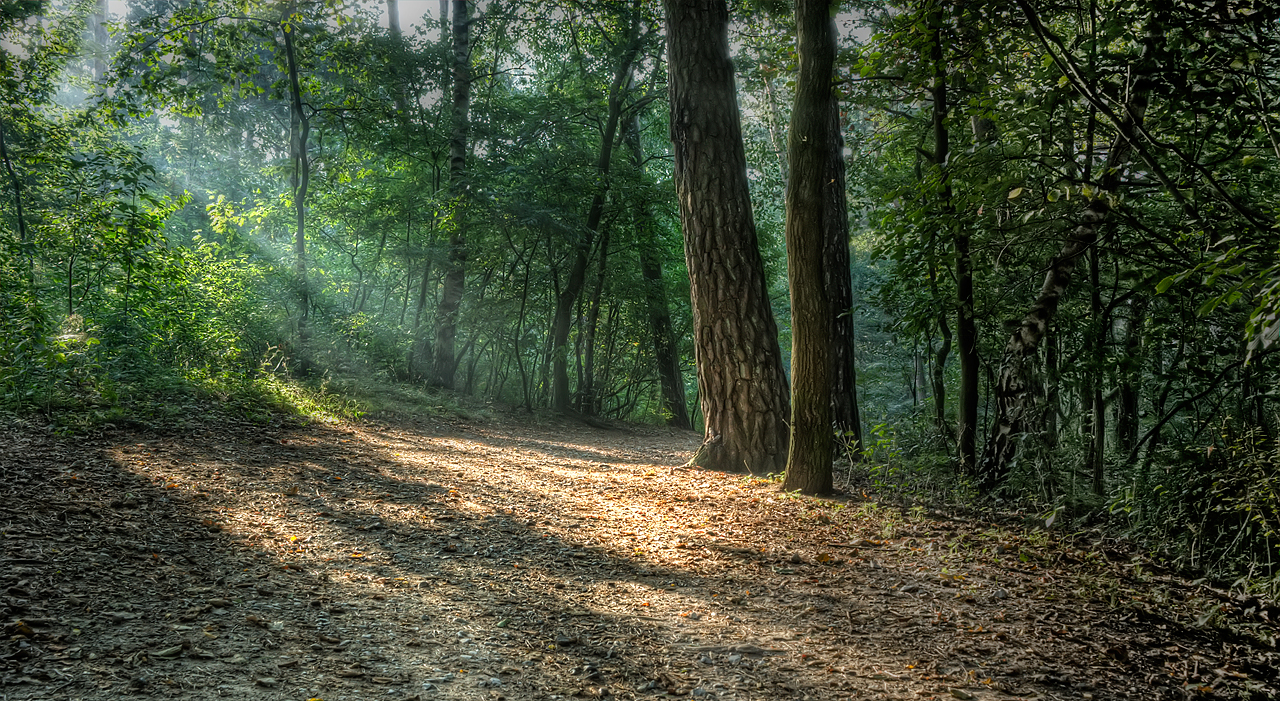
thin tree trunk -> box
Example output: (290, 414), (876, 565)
(625, 116), (691, 429)
(581, 226), (611, 416)
(91, 0), (108, 82)
(432, 0), (471, 389)
(1088, 242), (1106, 495)
(359, 223), (391, 313)
(1116, 296), (1146, 454)
(933, 309), (952, 437)
(928, 3), (978, 473)
(514, 255), (534, 410)
(0, 115), (30, 285)
(665, 0), (790, 475)
(979, 98), (1147, 491)
(759, 66), (790, 183)
(388, 0), (401, 36)
(551, 6), (641, 412)
(282, 7), (311, 337)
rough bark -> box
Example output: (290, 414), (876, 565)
(432, 0), (471, 389)
(783, 0), (839, 495)
(824, 93), (863, 459)
(665, 0), (790, 475)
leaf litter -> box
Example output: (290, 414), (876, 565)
(1, 407), (1277, 700)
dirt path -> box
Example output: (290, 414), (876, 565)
(2, 409), (1277, 700)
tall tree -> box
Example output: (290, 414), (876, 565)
(433, 0), (471, 388)
(978, 75), (1149, 492)
(625, 115), (691, 430)
(665, 0), (790, 475)
(282, 2), (312, 336)
(550, 4), (642, 413)
(825, 85), (862, 458)
(782, 0), (839, 495)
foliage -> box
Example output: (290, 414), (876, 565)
(3, 0), (1280, 592)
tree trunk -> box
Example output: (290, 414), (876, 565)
(432, 0), (471, 389)
(625, 116), (691, 429)
(783, 0), (839, 495)
(933, 312), (952, 434)
(0, 112), (30, 285)
(551, 8), (641, 412)
(1115, 296), (1146, 454)
(666, 0), (790, 475)
(514, 254), (534, 410)
(387, 0), (401, 36)
(928, 3), (978, 473)
(581, 225), (611, 416)
(824, 90), (863, 459)
(91, 0), (108, 82)
(282, 8), (311, 337)
(1087, 242), (1106, 495)
(387, 0), (410, 123)
(978, 135), (1143, 490)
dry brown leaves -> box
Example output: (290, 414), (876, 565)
(1, 407), (1277, 701)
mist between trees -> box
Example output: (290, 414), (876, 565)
(4, 0), (1280, 593)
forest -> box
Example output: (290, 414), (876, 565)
(3, 1), (1280, 698)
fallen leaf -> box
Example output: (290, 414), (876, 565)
(151, 645), (182, 659)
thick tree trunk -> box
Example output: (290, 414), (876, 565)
(824, 93), (863, 459)
(432, 0), (471, 389)
(665, 0), (790, 475)
(783, 0), (839, 495)
(625, 117), (691, 429)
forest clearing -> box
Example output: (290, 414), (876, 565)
(2, 405), (1278, 700)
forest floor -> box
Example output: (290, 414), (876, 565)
(2, 404), (1278, 701)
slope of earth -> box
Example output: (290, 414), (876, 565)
(1, 408), (1277, 701)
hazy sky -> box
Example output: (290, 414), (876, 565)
(99, 0), (449, 31)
